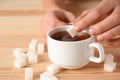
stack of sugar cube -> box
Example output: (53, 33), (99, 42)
(13, 48), (28, 68)
(40, 64), (61, 80)
(104, 53), (116, 72)
(46, 64), (61, 75)
(13, 39), (45, 68)
(28, 39), (45, 55)
(13, 39), (61, 80)
(40, 72), (58, 80)
(27, 39), (45, 64)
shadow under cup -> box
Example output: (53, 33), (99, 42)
(47, 26), (97, 69)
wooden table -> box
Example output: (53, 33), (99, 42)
(0, 0), (120, 80)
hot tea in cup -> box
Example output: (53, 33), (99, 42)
(47, 25), (105, 69)
(51, 30), (90, 41)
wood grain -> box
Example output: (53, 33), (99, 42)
(0, 0), (120, 80)
(0, 0), (43, 10)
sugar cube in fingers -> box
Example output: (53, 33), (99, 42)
(37, 43), (45, 55)
(28, 54), (38, 64)
(47, 64), (60, 75)
(29, 39), (38, 51)
(104, 62), (116, 72)
(67, 25), (78, 37)
(25, 68), (33, 80)
(14, 59), (27, 68)
(13, 48), (24, 57)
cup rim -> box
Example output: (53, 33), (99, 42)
(47, 25), (94, 43)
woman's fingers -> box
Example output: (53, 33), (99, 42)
(43, 10), (75, 31)
(104, 37), (120, 47)
(64, 10), (75, 22)
(41, 17), (51, 37)
(74, 0), (114, 32)
(45, 11), (58, 27)
(89, 6), (120, 35)
(52, 10), (75, 25)
(75, 9), (90, 23)
(97, 24), (120, 41)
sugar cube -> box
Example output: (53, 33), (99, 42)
(27, 50), (36, 56)
(40, 72), (58, 80)
(40, 75), (58, 80)
(29, 39), (38, 51)
(47, 76), (58, 80)
(37, 43), (45, 55)
(25, 68), (33, 80)
(104, 62), (116, 72)
(40, 72), (51, 80)
(28, 53), (38, 64)
(47, 64), (60, 75)
(104, 53), (116, 72)
(40, 72), (52, 77)
(15, 52), (28, 60)
(67, 25), (79, 37)
(14, 59), (27, 68)
(40, 76), (49, 80)
(105, 53), (114, 63)
(13, 48), (24, 57)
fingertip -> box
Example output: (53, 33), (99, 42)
(97, 35), (105, 41)
(89, 28), (96, 35)
(106, 38), (120, 47)
(65, 11), (75, 22)
(105, 40), (113, 46)
(74, 26), (82, 32)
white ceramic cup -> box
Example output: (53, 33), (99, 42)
(47, 25), (105, 69)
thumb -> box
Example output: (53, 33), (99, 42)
(56, 20), (68, 26)
(64, 11), (75, 22)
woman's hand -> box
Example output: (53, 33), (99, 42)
(41, 9), (75, 36)
(75, 0), (120, 47)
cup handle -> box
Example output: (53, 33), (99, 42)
(89, 42), (105, 63)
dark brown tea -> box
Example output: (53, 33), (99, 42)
(51, 31), (91, 41)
